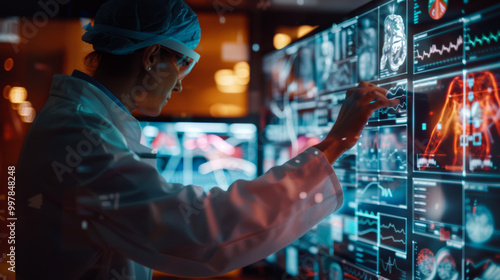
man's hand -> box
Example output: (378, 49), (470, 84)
(314, 81), (399, 164)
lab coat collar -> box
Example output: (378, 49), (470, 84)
(49, 73), (156, 166)
(71, 70), (131, 115)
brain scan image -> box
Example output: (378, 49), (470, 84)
(466, 204), (495, 244)
(417, 248), (436, 279)
(436, 248), (459, 280)
(380, 1), (407, 78)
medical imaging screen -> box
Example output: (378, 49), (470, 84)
(139, 121), (258, 192)
(262, 0), (500, 278)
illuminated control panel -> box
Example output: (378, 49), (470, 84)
(262, 0), (500, 279)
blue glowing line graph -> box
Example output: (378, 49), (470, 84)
(380, 222), (406, 234)
(380, 256), (406, 274)
(359, 182), (394, 197)
(466, 30), (500, 47)
(386, 85), (406, 97)
(380, 234), (407, 244)
(379, 101), (407, 114)
(357, 209), (379, 219)
(358, 228), (379, 236)
(415, 36), (463, 60)
(358, 218), (378, 226)
(379, 149), (407, 166)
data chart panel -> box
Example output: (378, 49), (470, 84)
(413, 21), (463, 74)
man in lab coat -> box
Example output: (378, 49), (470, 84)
(16, 0), (397, 279)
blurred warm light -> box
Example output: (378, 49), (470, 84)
(21, 108), (36, 123)
(273, 33), (292, 50)
(4, 58), (14, 71)
(210, 103), (245, 117)
(215, 69), (236, 86)
(234, 62), (250, 85)
(9, 86), (27, 103)
(234, 62), (250, 79)
(297, 25), (316, 38)
(3, 85), (11, 99)
(18, 101), (33, 117)
(214, 64), (249, 93)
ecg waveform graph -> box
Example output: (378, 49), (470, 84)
(375, 81), (408, 122)
(414, 23), (464, 73)
(466, 31), (500, 47)
(465, 8), (500, 62)
(380, 248), (408, 280)
(357, 175), (407, 208)
(358, 182), (393, 198)
(357, 208), (379, 245)
(381, 257), (406, 275)
(414, 35), (462, 61)
(380, 214), (407, 253)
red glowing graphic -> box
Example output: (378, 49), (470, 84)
(440, 228), (451, 241)
(428, 0), (448, 20)
(417, 248), (435, 278)
(421, 71), (500, 171)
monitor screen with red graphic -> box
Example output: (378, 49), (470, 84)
(262, 0), (500, 279)
(139, 120), (258, 192)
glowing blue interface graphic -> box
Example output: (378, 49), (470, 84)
(139, 121), (258, 192)
(262, 0), (500, 278)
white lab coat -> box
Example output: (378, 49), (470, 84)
(16, 73), (343, 279)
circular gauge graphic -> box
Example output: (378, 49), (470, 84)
(435, 248), (459, 280)
(466, 204), (495, 244)
(328, 262), (343, 280)
(428, 0), (448, 20)
(417, 248), (436, 280)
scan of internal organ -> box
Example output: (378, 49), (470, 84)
(358, 16), (378, 81)
(319, 32), (335, 89)
(421, 71), (500, 172)
(380, 6), (407, 72)
(435, 248), (460, 280)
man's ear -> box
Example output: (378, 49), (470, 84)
(142, 44), (162, 71)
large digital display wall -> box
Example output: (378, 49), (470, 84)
(262, 0), (500, 279)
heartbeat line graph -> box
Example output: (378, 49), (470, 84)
(359, 182), (394, 197)
(358, 228), (379, 236)
(379, 148), (408, 167)
(415, 35), (463, 61)
(466, 30), (500, 47)
(380, 257), (406, 274)
(380, 234), (407, 244)
(386, 85), (406, 97)
(357, 209), (379, 219)
(381, 222), (406, 234)
(359, 218), (378, 226)
(380, 101), (407, 114)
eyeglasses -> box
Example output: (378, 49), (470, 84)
(161, 47), (196, 81)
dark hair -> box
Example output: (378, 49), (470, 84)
(84, 47), (173, 76)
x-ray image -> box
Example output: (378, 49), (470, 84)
(358, 9), (378, 82)
(315, 20), (358, 92)
(379, 0), (407, 78)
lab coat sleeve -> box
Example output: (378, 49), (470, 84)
(71, 129), (343, 277)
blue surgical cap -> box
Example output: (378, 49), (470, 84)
(82, 0), (201, 62)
